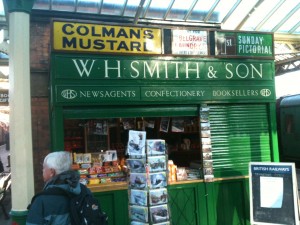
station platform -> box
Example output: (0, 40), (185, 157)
(0, 149), (299, 225)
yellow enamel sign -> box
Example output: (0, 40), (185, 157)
(53, 21), (162, 54)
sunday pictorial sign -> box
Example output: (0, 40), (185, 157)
(216, 31), (274, 58)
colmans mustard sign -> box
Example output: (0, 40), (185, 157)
(53, 21), (162, 54)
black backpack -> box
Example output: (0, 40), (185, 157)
(68, 184), (108, 225)
(30, 184), (108, 225)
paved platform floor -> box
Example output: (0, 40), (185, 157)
(0, 148), (300, 225)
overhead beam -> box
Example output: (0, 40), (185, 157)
(274, 33), (300, 41)
(235, 0), (264, 30)
(184, 0), (198, 21)
(272, 3), (300, 32)
(204, 0), (220, 22)
(221, 0), (242, 24)
(121, 0), (129, 16)
(275, 54), (300, 65)
(276, 64), (300, 76)
(289, 20), (300, 34)
(163, 0), (175, 20)
(255, 0), (285, 31)
(97, 0), (104, 14)
(133, 0), (146, 24)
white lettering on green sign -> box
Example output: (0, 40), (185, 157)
(225, 63), (262, 78)
(70, 58), (266, 80)
(237, 34), (272, 55)
(57, 86), (274, 103)
(79, 90), (136, 98)
(213, 89), (259, 97)
(144, 90), (205, 98)
(211, 88), (272, 98)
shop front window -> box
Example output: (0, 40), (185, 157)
(64, 116), (201, 168)
(64, 115), (205, 185)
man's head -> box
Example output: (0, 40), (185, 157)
(43, 151), (72, 182)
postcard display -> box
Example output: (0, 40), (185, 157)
(200, 106), (214, 182)
(127, 130), (171, 225)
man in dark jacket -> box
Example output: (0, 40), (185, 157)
(26, 151), (81, 225)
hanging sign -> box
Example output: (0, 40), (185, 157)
(52, 21), (162, 54)
(249, 162), (299, 225)
(171, 30), (208, 55)
(216, 31), (274, 58)
(0, 90), (8, 106)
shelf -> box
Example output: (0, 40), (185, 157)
(88, 182), (128, 192)
(87, 133), (108, 136)
(64, 137), (83, 141)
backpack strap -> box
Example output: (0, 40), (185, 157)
(27, 187), (70, 210)
(78, 183), (89, 195)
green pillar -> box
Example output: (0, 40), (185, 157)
(4, 0), (35, 13)
(4, 0), (35, 224)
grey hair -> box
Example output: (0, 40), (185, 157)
(44, 151), (72, 175)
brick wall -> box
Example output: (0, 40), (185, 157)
(30, 21), (51, 192)
(31, 97), (51, 191)
(30, 21), (50, 70)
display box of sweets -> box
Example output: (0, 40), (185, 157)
(73, 151), (127, 185)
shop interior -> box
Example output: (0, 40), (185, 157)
(64, 116), (202, 169)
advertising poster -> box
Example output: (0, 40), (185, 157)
(172, 30), (208, 55)
(249, 162), (299, 225)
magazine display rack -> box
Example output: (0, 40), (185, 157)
(200, 106), (214, 182)
(127, 130), (171, 225)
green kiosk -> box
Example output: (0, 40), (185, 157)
(50, 20), (278, 225)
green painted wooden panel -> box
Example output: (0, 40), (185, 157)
(90, 180), (251, 225)
(209, 104), (271, 177)
(63, 105), (198, 119)
(169, 185), (198, 225)
(206, 179), (250, 225)
(93, 189), (129, 225)
(50, 54), (276, 105)
(168, 182), (208, 225)
(215, 179), (250, 225)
